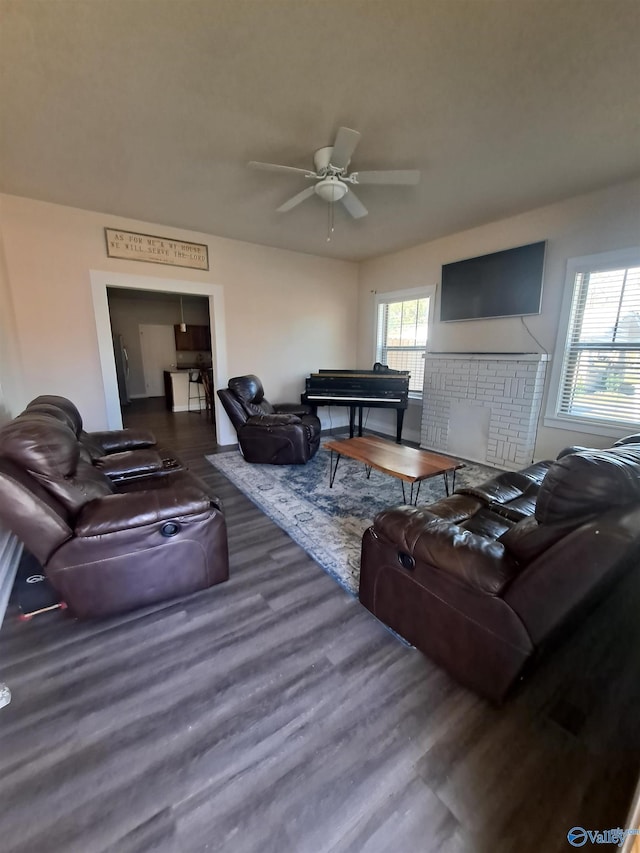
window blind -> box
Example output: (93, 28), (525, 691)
(558, 266), (640, 427)
(376, 297), (429, 393)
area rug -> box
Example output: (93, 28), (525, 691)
(207, 442), (499, 596)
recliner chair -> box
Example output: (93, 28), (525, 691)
(217, 375), (321, 464)
(26, 394), (157, 455)
(24, 395), (182, 481)
(359, 438), (640, 702)
(0, 412), (229, 618)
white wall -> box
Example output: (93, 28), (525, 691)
(0, 209), (24, 625)
(0, 200), (23, 423)
(357, 178), (640, 458)
(0, 194), (358, 431)
(3, 181), (637, 452)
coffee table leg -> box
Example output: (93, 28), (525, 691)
(403, 481), (421, 505)
(329, 451), (341, 488)
(443, 470), (455, 496)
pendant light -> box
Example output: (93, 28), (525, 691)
(179, 297), (187, 333)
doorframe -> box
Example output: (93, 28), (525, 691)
(90, 269), (235, 445)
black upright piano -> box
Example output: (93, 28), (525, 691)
(301, 367), (410, 443)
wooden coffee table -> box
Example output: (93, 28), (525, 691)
(323, 435), (464, 504)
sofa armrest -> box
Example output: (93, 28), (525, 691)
(87, 428), (156, 452)
(556, 445), (591, 459)
(75, 487), (213, 536)
(613, 434), (640, 447)
(245, 413), (301, 427)
(273, 403), (313, 416)
(93, 449), (164, 479)
(498, 515), (578, 564)
(373, 506), (517, 595)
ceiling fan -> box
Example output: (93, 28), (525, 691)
(248, 127), (420, 221)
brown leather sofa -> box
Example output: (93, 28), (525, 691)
(23, 395), (183, 481)
(359, 438), (640, 702)
(0, 406), (229, 618)
(217, 374), (321, 464)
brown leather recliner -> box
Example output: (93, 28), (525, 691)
(27, 394), (157, 454)
(0, 411), (229, 618)
(359, 439), (640, 702)
(24, 395), (182, 481)
(217, 375), (321, 464)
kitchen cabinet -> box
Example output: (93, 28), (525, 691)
(174, 324), (211, 352)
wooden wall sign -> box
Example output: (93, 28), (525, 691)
(105, 228), (209, 270)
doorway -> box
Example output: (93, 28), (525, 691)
(90, 270), (235, 446)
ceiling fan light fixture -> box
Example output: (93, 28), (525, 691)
(314, 177), (348, 203)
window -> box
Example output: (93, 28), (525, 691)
(549, 250), (640, 433)
(375, 289), (433, 394)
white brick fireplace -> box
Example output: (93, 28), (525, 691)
(421, 353), (549, 470)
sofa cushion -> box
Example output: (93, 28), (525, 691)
(535, 446), (640, 526)
(499, 515), (578, 564)
(0, 416), (113, 514)
(17, 403), (78, 433)
(613, 434), (640, 447)
(459, 506), (514, 540)
(246, 413), (301, 427)
(228, 374), (275, 417)
(27, 395), (84, 436)
(0, 416), (80, 478)
(458, 470), (533, 504)
(419, 493), (484, 523)
(458, 460), (552, 508)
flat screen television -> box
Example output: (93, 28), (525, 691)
(440, 241), (546, 322)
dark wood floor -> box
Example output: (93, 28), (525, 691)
(1, 398), (639, 852)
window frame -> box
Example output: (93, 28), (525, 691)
(544, 246), (640, 438)
(372, 285), (436, 399)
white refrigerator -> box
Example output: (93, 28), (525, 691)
(112, 333), (130, 405)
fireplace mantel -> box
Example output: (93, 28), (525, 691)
(428, 352), (548, 361)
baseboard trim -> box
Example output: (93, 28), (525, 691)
(172, 404), (206, 413)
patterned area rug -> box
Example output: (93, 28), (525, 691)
(207, 441), (499, 596)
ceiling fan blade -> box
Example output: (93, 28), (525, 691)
(341, 188), (368, 219)
(276, 185), (316, 213)
(248, 161), (316, 177)
(330, 127), (361, 169)
(352, 170), (420, 185)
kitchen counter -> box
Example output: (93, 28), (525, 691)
(174, 365), (212, 371)
(163, 369), (207, 412)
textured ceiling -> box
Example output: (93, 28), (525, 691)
(1, 0), (639, 261)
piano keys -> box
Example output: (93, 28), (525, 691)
(301, 368), (410, 443)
